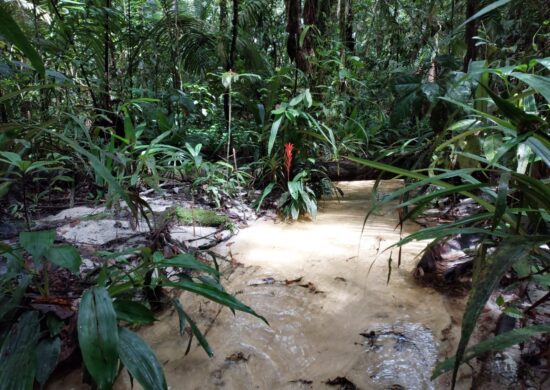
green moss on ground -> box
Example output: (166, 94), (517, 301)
(174, 207), (232, 228)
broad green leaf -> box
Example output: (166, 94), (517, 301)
(531, 274), (550, 286)
(510, 72), (550, 103)
(289, 93), (303, 107)
(173, 299), (213, 357)
(304, 89), (313, 108)
(154, 252), (219, 275)
(290, 204), (299, 220)
(491, 172), (510, 230)
(113, 300), (156, 324)
(117, 327), (167, 390)
(457, 0), (512, 30)
(165, 280), (268, 324)
(78, 287), (119, 390)
(479, 83), (541, 129)
(123, 113), (136, 145)
(254, 182), (275, 211)
(535, 57), (550, 71)
(526, 136), (550, 167)
(45, 245), (81, 273)
(35, 337), (61, 388)
(439, 96), (515, 132)
(0, 311), (40, 390)
(172, 299), (187, 336)
(19, 230), (55, 262)
(268, 116), (283, 156)
(450, 236), (549, 388)
(0, 12), (45, 76)
(433, 323), (550, 379)
(0, 274), (30, 321)
(0, 151), (22, 165)
(288, 181), (301, 201)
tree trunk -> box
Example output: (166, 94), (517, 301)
(103, 0), (112, 111)
(229, 0), (239, 69)
(303, 0), (317, 57)
(339, 0), (354, 53)
(285, 0), (309, 73)
(463, 0), (477, 72)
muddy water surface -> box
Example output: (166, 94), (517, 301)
(54, 180), (470, 389)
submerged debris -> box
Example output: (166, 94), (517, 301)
(325, 376), (359, 390)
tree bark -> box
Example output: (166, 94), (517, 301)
(339, 0), (354, 53)
(285, 0), (309, 73)
(103, 0), (112, 111)
(229, 0), (239, 69)
(463, 0), (478, 72)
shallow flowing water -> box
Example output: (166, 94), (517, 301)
(52, 180), (472, 389)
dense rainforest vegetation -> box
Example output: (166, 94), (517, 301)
(1, 0), (549, 388)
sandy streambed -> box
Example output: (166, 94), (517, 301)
(51, 180), (470, 389)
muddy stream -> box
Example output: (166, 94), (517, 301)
(52, 180), (472, 389)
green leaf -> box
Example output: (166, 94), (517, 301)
(491, 172), (510, 230)
(172, 299), (187, 336)
(0, 311), (40, 390)
(0, 274), (31, 321)
(117, 327), (167, 390)
(165, 280), (268, 324)
(479, 83), (541, 129)
(45, 245), (81, 273)
(254, 182), (275, 211)
(0, 151), (22, 165)
(173, 299), (213, 357)
(433, 323), (550, 379)
(113, 300), (156, 324)
(50, 132), (143, 224)
(0, 12), (45, 77)
(289, 93), (303, 107)
(346, 156), (497, 215)
(123, 112), (136, 145)
(35, 337), (61, 388)
(268, 116), (283, 156)
(457, 0), (512, 30)
(510, 72), (550, 103)
(19, 230), (55, 262)
(450, 236), (549, 388)
(78, 287), (119, 390)
(531, 274), (550, 286)
(526, 136), (550, 167)
(535, 57), (550, 71)
(304, 89), (313, 108)
(154, 252), (219, 275)
(288, 181), (301, 201)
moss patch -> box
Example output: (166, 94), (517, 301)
(175, 207), (232, 228)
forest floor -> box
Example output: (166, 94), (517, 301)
(46, 180), (493, 389)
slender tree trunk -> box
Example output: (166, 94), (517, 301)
(463, 0), (478, 72)
(103, 0), (112, 111)
(285, 0), (309, 73)
(344, 0), (354, 52)
(229, 0), (239, 69)
(303, 0), (317, 57)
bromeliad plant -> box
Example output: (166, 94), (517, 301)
(255, 142), (318, 221)
(351, 56), (550, 388)
(0, 230), (267, 389)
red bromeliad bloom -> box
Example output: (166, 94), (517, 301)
(284, 143), (294, 180)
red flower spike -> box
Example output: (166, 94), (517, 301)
(284, 143), (294, 180)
